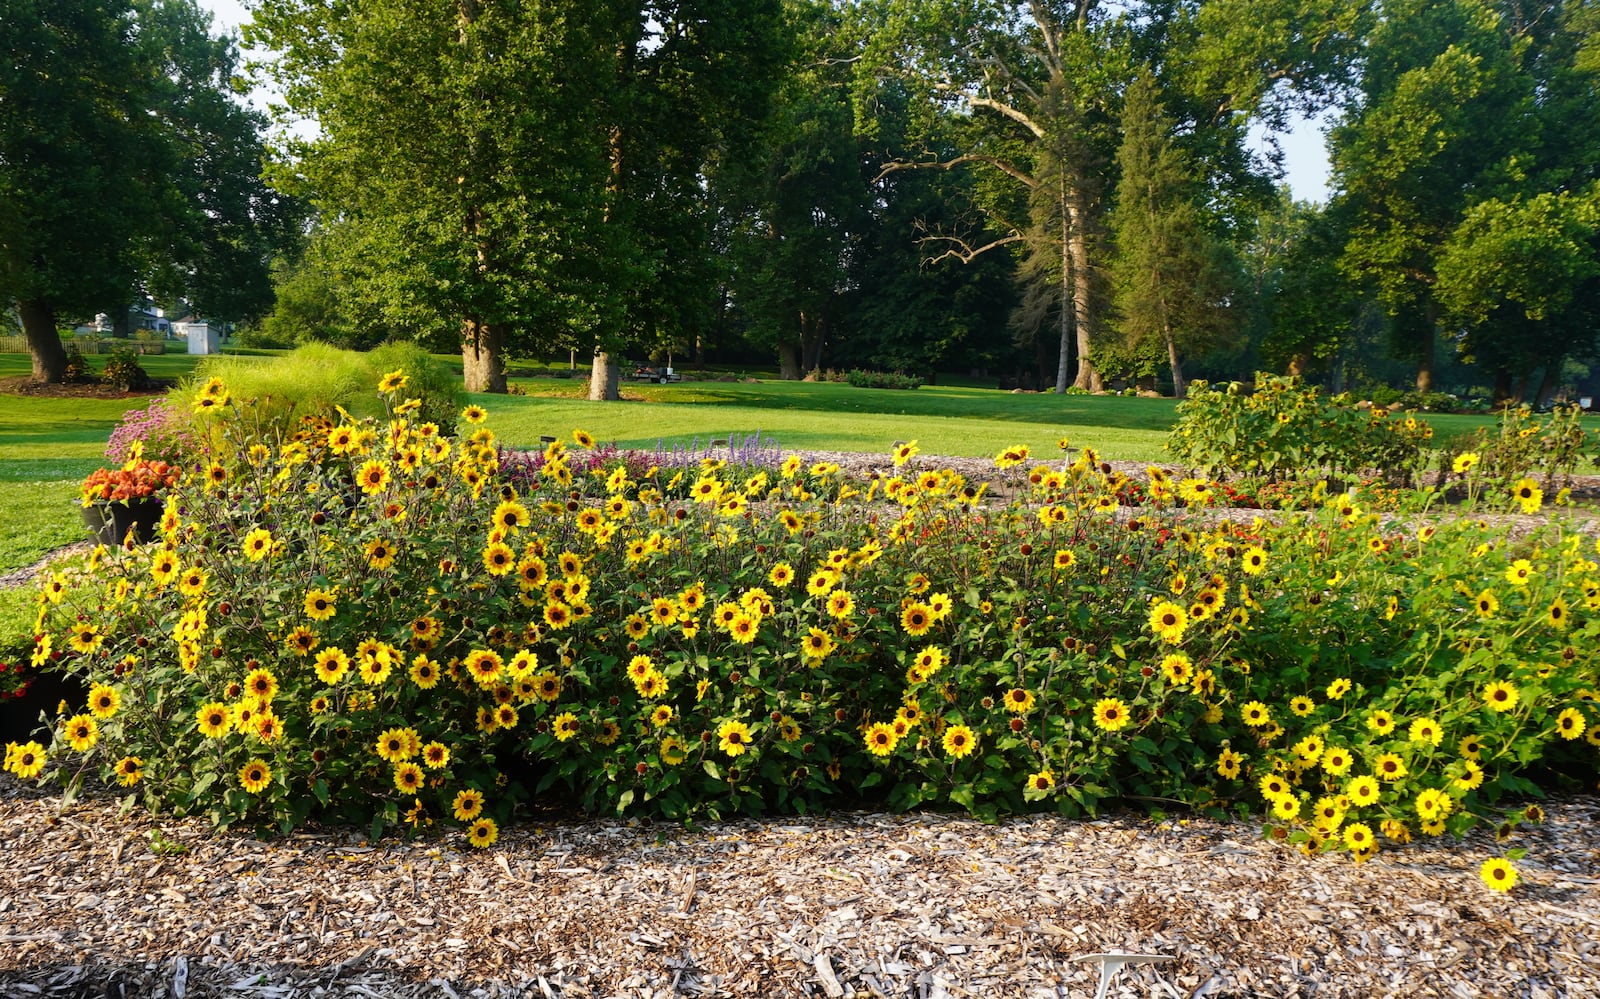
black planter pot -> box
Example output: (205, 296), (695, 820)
(80, 497), (162, 545)
(0, 671), (87, 745)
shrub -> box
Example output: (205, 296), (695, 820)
(100, 345), (150, 392)
(10, 386), (1596, 883)
(172, 342), (461, 460)
(845, 369), (923, 390)
(1167, 374), (1432, 485)
(106, 398), (202, 466)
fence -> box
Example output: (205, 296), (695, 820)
(0, 336), (167, 355)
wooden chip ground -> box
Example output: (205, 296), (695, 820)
(1, 776), (1596, 998)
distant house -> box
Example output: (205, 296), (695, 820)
(173, 316), (220, 354)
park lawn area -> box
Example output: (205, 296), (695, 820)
(488, 378), (1184, 460)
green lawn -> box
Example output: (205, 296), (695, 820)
(486, 378), (1184, 460)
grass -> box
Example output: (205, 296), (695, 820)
(488, 378), (1184, 460)
(0, 481), (84, 577)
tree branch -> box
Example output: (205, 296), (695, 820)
(876, 152), (1040, 190)
(916, 230), (1026, 266)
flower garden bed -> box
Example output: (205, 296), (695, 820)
(4, 370), (1598, 902)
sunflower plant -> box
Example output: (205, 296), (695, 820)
(9, 381), (1596, 892)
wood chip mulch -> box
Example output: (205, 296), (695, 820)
(2, 775), (1597, 998)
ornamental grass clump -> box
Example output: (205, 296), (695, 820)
(10, 380), (1596, 894)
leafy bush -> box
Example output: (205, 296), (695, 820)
(8, 382), (1595, 892)
(845, 369), (923, 390)
(1461, 405), (1591, 495)
(1167, 374), (1432, 485)
(105, 398), (200, 466)
(100, 345), (150, 392)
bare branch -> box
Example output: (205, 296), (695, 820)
(967, 95), (1047, 138)
(916, 230), (1026, 266)
(875, 152), (1039, 190)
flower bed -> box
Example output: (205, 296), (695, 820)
(6, 374), (1597, 892)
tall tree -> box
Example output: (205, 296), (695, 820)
(2, 0), (273, 381)
(1107, 72), (1239, 398)
(852, 0), (1366, 394)
(1328, 0), (1535, 392)
(251, 0), (782, 396)
(250, 0), (621, 393)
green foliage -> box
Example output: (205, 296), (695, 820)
(99, 346), (150, 392)
(1458, 405), (1592, 496)
(13, 388), (1596, 870)
(844, 369), (924, 390)
(174, 343), (462, 450)
(1166, 374), (1433, 483)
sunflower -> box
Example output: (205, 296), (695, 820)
(1366, 709), (1395, 735)
(1325, 678), (1352, 699)
(356, 460), (390, 495)
(238, 759), (272, 794)
(244, 668), (278, 702)
(6, 741), (46, 779)
(1001, 688), (1036, 714)
(801, 628), (835, 661)
(1374, 753), (1408, 782)
(466, 816), (499, 848)
(1237, 701), (1269, 728)
(717, 719), (752, 757)
(460, 404), (488, 425)
(543, 601), (572, 630)
(1414, 788), (1453, 821)
(1482, 680), (1519, 713)
(1289, 695), (1315, 717)
(393, 762), (425, 794)
(534, 672), (562, 703)
(1556, 707), (1586, 740)
(242, 528), (274, 562)
(304, 588), (337, 622)
(1215, 747), (1243, 780)
(87, 683), (121, 720)
(728, 613), (759, 645)
(634, 671), (667, 699)
(826, 590), (855, 619)
(377, 369), (409, 393)
(941, 723), (977, 759)
(196, 702), (231, 738)
(464, 649), (503, 688)
(1479, 857), (1518, 892)
(480, 541), (515, 576)
(364, 538), (397, 571)
(1320, 745), (1353, 776)
(1408, 717), (1443, 746)
(452, 788), (485, 822)
(1469, 589), (1501, 620)
(1147, 600), (1188, 644)
(67, 622), (102, 655)
(1347, 774), (1380, 807)
(1511, 479), (1542, 515)
(900, 603), (934, 637)
(552, 711), (580, 742)
(375, 727), (415, 763)
(863, 722), (898, 757)
(1240, 546), (1268, 575)
(1548, 598), (1570, 629)
(308, 647), (349, 684)
(63, 714), (98, 752)
(1342, 822), (1375, 852)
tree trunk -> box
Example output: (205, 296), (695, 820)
(589, 350), (620, 400)
(1414, 303), (1436, 394)
(1165, 327), (1187, 399)
(1054, 203), (1072, 394)
(20, 299), (66, 384)
(461, 319), (506, 393)
(1065, 189), (1101, 392)
(801, 313), (826, 373)
(778, 342), (802, 380)
(1533, 359), (1562, 408)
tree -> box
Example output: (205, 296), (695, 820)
(1328, 0), (1535, 392)
(852, 0), (1366, 394)
(252, 0), (783, 396)
(1107, 73), (1240, 398)
(251, 0), (622, 393)
(2, 0), (161, 381)
(1, 0), (288, 382)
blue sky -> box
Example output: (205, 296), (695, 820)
(201, 0), (1334, 202)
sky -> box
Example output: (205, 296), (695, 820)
(199, 0), (1335, 202)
